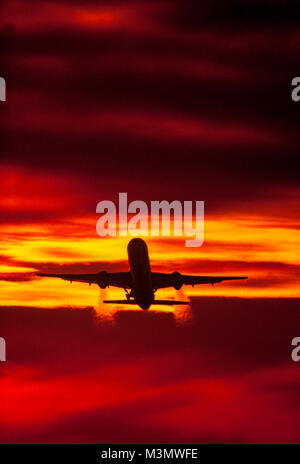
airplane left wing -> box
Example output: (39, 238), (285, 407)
(151, 272), (247, 290)
(36, 271), (132, 289)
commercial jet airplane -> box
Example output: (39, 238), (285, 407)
(37, 238), (247, 310)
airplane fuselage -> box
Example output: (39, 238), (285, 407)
(127, 238), (153, 309)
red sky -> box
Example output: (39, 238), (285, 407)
(1, 0), (300, 443)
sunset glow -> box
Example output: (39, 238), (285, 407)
(1, 0), (300, 445)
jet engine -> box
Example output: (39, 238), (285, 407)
(98, 270), (109, 289)
(172, 271), (183, 290)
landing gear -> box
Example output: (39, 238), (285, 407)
(124, 288), (134, 302)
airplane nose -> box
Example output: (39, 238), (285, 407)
(127, 237), (147, 251)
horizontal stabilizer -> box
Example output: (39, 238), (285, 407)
(103, 299), (189, 306)
(151, 300), (189, 305)
(103, 300), (137, 305)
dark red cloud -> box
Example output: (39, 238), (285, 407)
(2, 0), (300, 202)
(1, 298), (300, 443)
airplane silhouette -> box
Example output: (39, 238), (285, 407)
(37, 238), (247, 310)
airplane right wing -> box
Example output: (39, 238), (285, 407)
(151, 272), (247, 290)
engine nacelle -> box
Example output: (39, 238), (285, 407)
(98, 270), (108, 289)
(172, 271), (183, 290)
